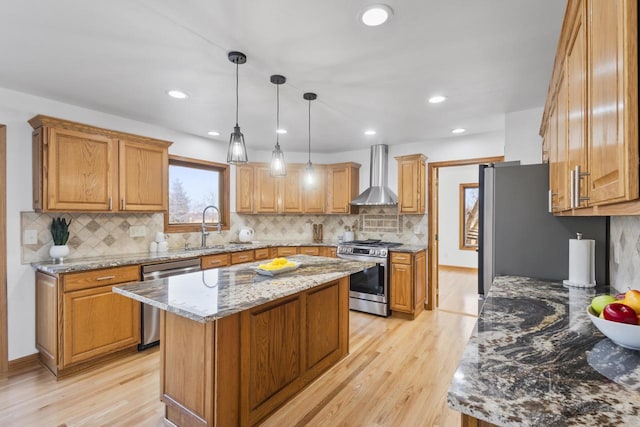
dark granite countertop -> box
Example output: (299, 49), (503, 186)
(32, 241), (425, 274)
(113, 255), (374, 323)
(447, 275), (640, 426)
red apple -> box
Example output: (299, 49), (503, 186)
(603, 303), (638, 325)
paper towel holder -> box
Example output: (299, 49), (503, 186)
(563, 232), (596, 288)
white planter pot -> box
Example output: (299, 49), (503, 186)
(49, 244), (69, 262)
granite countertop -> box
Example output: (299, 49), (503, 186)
(32, 241), (426, 275)
(447, 275), (640, 426)
(113, 254), (374, 323)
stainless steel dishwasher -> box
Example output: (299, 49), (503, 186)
(139, 258), (201, 350)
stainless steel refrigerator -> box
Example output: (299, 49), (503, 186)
(478, 162), (609, 296)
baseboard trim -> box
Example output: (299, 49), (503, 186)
(439, 265), (478, 273)
(7, 353), (39, 372)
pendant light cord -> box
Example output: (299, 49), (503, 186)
(308, 99), (311, 163)
(276, 84), (280, 145)
(235, 62), (239, 126)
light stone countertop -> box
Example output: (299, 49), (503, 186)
(112, 255), (374, 323)
(32, 241), (426, 275)
(447, 275), (639, 427)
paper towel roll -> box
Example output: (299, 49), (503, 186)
(563, 238), (596, 288)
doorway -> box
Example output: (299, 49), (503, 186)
(426, 156), (503, 314)
(1, 125), (6, 372)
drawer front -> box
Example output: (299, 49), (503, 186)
(254, 248), (270, 260)
(299, 246), (320, 256)
(390, 252), (411, 265)
(231, 250), (255, 265)
(63, 265), (140, 292)
(201, 253), (229, 270)
(277, 247), (298, 257)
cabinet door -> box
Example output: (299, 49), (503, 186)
(230, 250), (254, 265)
(201, 253), (229, 270)
(413, 251), (426, 311)
(556, 71), (570, 211)
(390, 262), (413, 313)
(277, 247), (298, 257)
(398, 158), (423, 213)
(321, 247), (337, 258)
(419, 160), (426, 213)
(303, 166), (326, 213)
(328, 166), (349, 213)
(119, 139), (168, 211)
(46, 127), (117, 211)
(255, 166), (280, 213)
(282, 165), (303, 213)
(236, 165), (254, 213)
(588, 0), (638, 205)
(62, 284), (140, 367)
(566, 3), (588, 209)
(298, 246), (320, 256)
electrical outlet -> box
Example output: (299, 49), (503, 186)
(23, 229), (38, 245)
(129, 226), (146, 237)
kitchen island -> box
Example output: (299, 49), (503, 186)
(113, 255), (374, 427)
(448, 276), (640, 427)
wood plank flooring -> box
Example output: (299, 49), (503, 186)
(0, 275), (477, 427)
(437, 268), (480, 317)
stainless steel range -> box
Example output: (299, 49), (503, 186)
(337, 239), (401, 317)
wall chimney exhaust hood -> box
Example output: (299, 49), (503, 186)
(351, 144), (398, 206)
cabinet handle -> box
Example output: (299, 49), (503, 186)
(109, 197), (113, 211)
(121, 198), (126, 210)
(96, 275), (116, 281)
(569, 170), (575, 208)
(548, 190), (558, 213)
(575, 165), (590, 206)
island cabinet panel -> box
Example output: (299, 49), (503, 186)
(160, 277), (350, 427)
(461, 414), (498, 427)
(46, 127), (117, 211)
(62, 284), (140, 368)
(235, 165), (254, 213)
(246, 298), (301, 411)
(118, 139), (168, 211)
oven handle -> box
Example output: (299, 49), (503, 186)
(337, 253), (386, 265)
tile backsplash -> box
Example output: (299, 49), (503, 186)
(21, 207), (427, 264)
(609, 216), (640, 289)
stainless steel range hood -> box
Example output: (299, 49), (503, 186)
(351, 144), (398, 206)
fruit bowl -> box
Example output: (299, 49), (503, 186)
(587, 307), (640, 350)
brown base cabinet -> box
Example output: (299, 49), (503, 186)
(36, 266), (141, 377)
(390, 250), (426, 319)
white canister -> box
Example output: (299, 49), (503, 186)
(344, 231), (355, 242)
(149, 241), (158, 252)
(155, 232), (167, 243)
(158, 241), (169, 253)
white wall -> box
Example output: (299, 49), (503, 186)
(504, 107), (543, 165)
(438, 165), (479, 268)
(0, 87), (231, 360)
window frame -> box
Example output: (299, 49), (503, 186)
(164, 154), (230, 233)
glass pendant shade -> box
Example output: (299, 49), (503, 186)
(270, 142), (286, 177)
(227, 125), (248, 164)
(304, 161), (315, 187)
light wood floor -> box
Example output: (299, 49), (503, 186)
(1, 296), (477, 426)
(437, 268), (479, 317)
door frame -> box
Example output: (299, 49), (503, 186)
(427, 156), (503, 310)
(1, 125), (6, 371)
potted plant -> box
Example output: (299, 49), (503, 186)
(50, 217), (72, 262)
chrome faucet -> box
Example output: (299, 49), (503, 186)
(201, 205), (222, 247)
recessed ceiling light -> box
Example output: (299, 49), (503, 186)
(167, 89), (188, 99)
(207, 131), (220, 136)
(364, 130), (377, 136)
(360, 4), (393, 27)
(428, 95), (447, 104)
(276, 128), (287, 134)
(451, 128), (466, 134)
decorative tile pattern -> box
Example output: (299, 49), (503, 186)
(21, 206), (427, 264)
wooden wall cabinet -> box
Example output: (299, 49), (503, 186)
(36, 265), (141, 377)
(396, 154), (426, 214)
(326, 162), (361, 214)
(541, 0), (638, 215)
(29, 115), (171, 213)
(389, 250), (426, 319)
(236, 165), (254, 213)
(303, 165), (326, 213)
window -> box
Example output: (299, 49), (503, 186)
(165, 155), (230, 233)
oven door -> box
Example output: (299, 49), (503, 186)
(338, 253), (387, 303)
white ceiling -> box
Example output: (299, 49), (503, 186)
(0, 0), (566, 153)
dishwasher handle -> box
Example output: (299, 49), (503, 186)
(142, 258), (202, 280)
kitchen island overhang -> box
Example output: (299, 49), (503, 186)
(113, 255), (375, 427)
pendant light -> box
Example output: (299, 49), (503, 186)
(303, 92), (317, 187)
(226, 51), (248, 164)
(270, 74), (287, 177)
